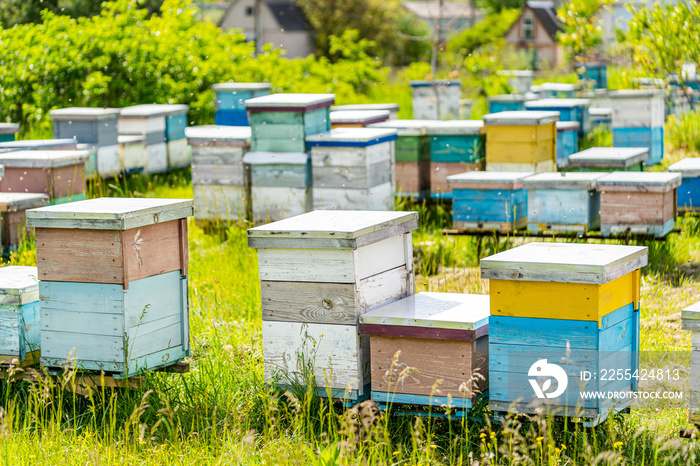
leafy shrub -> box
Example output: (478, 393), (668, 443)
(446, 9), (520, 64)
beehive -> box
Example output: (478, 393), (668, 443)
(483, 111), (558, 173)
(26, 197), (193, 376)
(248, 210), (418, 402)
(119, 105), (169, 174)
(212, 83), (272, 126)
(118, 135), (147, 173)
(331, 104), (399, 120)
(669, 157), (700, 213)
(369, 120), (435, 199)
(525, 98), (591, 135)
(460, 99), (473, 119)
(426, 120), (485, 199)
(0, 150), (88, 204)
(556, 121), (580, 168)
(306, 128), (396, 210)
(487, 94), (527, 113)
(360, 292), (489, 413)
(187, 125), (251, 223)
(523, 172), (603, 233)
(0, 266), (40, 366)
(578, 62), (608, 89)
(681, 302), (700, 425)
(246, 93), (334, 153)
(0, 139), (78, 152)
(409, 80), (461, 120)
(0, 123), (20, 143)
(608, 90), (665, 165)
(447, 171), (531, 232)
(50, 107), (120, 178)
(0, 193), (50, 251)
(329, 110), (390, 128)
(567, 147), (648, 172)
(482, 242), (647, 425)
(589, 107), (612, 129)
(596, 171), (681, 237)
(498, 70), (534, 94)
(243, 152), (312, 223)
(159, 104), (191, 169)
(530, 82), (583, 98)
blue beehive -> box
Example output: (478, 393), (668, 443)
(589, 107), (612, 129)
(579, 63), (608, 89)
(525, 99), (591, 136)
(0, 266), (40, 366)
(488, 94), (527, 113)
(556, 121), (580, 168)
(0, 123), (19, 143)
(609, 90), (665, 165)
(213, 83), (272, 126)
(669, 157), (700, 213)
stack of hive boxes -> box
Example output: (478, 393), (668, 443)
(119, 105), (169, 174)
(248, 210), (418, 404)
(331, 104), (399, 120)
(213, 83), (272, 126)
(50, 107), (120, 178)
(160, 104), (191, 169)
(26, 198), (194, 376)
(187, 125), (251, 223)
(410, 80), (461, 120)
(525, 98), (591, 136)
(609, 90), (665, 165)
(0, 266), (41, 366)
(483, 111), (558, 173)
(555, 121), (580, 168)
(0, 123), (19, 143)
(482, 242), (647, 426)
(567, 147), (648, 172)
(306, 127), (397, 210)
(681, 302), (700, 425)
(578, 62), (608, 89)
(669, 157), (700, 213)
(498, 70), (534, 94)
(0, 193), (50, 252)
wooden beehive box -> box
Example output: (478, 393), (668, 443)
(669, 157), (700, 213)
(212, 83), (272, 126)
(568, 147), (648, 172)
(682, 302), (700, 425)
(0, 266), (40, 365)
(556, 121), (580, 168)
(118, 135), (147, 173)
(409, 80), (461, 120)
(498, 70), (534, 94)
(187, 125), (251, 223)
(0, 123), (20, 143)
(0, 139), (78, 152)
(0, 150), (88, 204)
(0, 193), (50, 251)
(246, 93), (334, 153)
(243, 152), (312, 223)
(523, 172), (603, 233)
(307, 128), (396, 211)
(609, 90), (665, 165)
(359, 292), (489, 412)
(525, 98), (591, 135)
(482, 242), (648, 426)
(447, 171), (532, 232)
(460, 99), (473, 119)
(26, 197), (194, 376)
(332, 104), (399, 120)
(248, 210), (418, 402)
(159, 104), (191, 169)
(589, 107), (612, 129)
(487, 94), (527, 114)
(119, 105), (169, 174)
(483, 111), (558, 173)
(330, 110), (390, 128)
(596, 171), (681, 237)
(578, 62), (608, 90)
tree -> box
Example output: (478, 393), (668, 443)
(0, 0), (165, 27)
(556, 0), (614, 64)
(477, 0), (521, 14)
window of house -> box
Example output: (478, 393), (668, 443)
(522, 17), (535, 40)
(246, 6), (254, 16)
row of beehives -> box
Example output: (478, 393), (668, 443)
(0, 197), (193, 379)
(248, 210), (649, 426)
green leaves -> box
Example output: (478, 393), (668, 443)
(556, 0), (613, 63)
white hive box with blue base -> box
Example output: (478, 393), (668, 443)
(118, 135), (148, 173)
(119, 105), (169, 174)
(248, 210), (418, 403)
(409, 80), (461, 120)
(0, 266), (41, 365)
(0, 123), (20, 142)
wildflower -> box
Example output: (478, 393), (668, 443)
(561, 444), (567, 450)
(392, 451), (399, 456)
(536, 436), (544, 443)
(480, 433), (487, 439)
(490, 431), (496, 439)
(613, 441), (624, 449)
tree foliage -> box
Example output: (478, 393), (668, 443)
(556, 0), (613, 63)
(476, 0), (521, 14)
(0, 0), (165, 27)
(446, 8), (520, 61)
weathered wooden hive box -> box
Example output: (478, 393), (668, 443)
(0, 266), (41, 365)
(525, 98), (591, 135)
(248, 210), (418, 402)
(0, 123), (19, 143)
(331, 104), (399, 120)
(589, 107), (612, 129)
(447, 171), (531, 232)
(608, 90), (665, 165)
(306, 127), (397, 211)
(567, 147), (648, 172)
(329, 110), (390, 128)
(26, 197), (194, 377)
(596, 171), (681, 237)
(578, 62), (608, 90)
(556, 121), (580, 168)
(0, 193), (50, 251)
(118, 135), (147, 174)
(119, 105), (169, 174)
(212, 83), (272, 126)
(156, 104), (191, 169)
(0, 150), (88, 204)
(530, 82), (582, 99)
(50, 107), (120, 178)
(498, 70), (534, 94)
(487, 94), (527, 114)
(669, 157), (700, 213)
(359, 292), (489, 413)
(482, 242), (647, 425)
(523, 172), (603, 233)
(187, 125), (251, 223)
(243, 152), (312, 223)
(426, 120), (485, 199)
(246, 93), (334, 153)
(0, 139), (78, 153)
(409, 80), (461, 120)
(483, 111), (558, 173)
(369, 120), (435, 199)
(681, 302), (700, 425)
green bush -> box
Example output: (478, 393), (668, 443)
(446, 8), (520, 64)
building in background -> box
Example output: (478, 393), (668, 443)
(504, 1), (563, 69)
(401, 1), (484, 35)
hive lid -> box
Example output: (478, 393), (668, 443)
(0, 150), (89, 168)
(359, 292), (489, 334)
(0, 139), (77, 150)
(306, 127), (397, 147)
(568, 147), (649, 168)
(0, 266), (39, 306)
(682, 302), (700, 322)
(523, 172), (604, 190)
(368, 119), (438, 136)
(330, 110), (390, 125)
(596, 171), (682, 192)
(245, 93), (335, 112)
(0, 123), (19, 134)
(0, 192), (50, 212)
(26, 197), (194, 230)
(248, 210), (418, 249)
(185, 125), (251, 147)
(447, 171), (533, 190)
(409, 80), (461, 87)
(498, 70), (534, 77)
(589, 107), (612, 117)
(50, 107), (121, 120)
(531, 82), (583, 92)
(426, 120), (483, 136)
(120, 105), (171, 118)
(669, 157), (700, 178)
(483, 111), (559, 126)
(608, 89), (665, 99)
(242, 151), (309, 165)
(487, 94), (527, 102)
(211, 82), (272, 92)
(524, 98), (591, 108)
(331, 103), (399, 112)
(556, 121), (580, 132)
(122, 103), (189, 115)
(480, 242), (648, 284)
(118, 135), (146, 145)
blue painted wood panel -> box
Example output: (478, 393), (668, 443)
(453, 189), (527, 223)
(528, 105), (587, 136)
(556, 130), (579, 167)
(165, 114), (188, 141)
(0, 135), (15, 143)
(217, 91), (254, 111)
(527, 189), (599, 231)
(216, 109), (249, 126)
(489, 101), (525, 113)
(678, 177), (700, 210)
(249, 160), (312, 188)
(429, 135), (485, 163)
(53, 119), (119, 146)
(0, 301), (40, 359)
(579, 64), (608, 89)
(372, 391), (474, 409)
(613, 126), (664, 165)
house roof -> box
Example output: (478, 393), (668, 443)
(267, 1), (309, 31)
(401, 1), (482, 20)
(527, 1), (561, 39)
